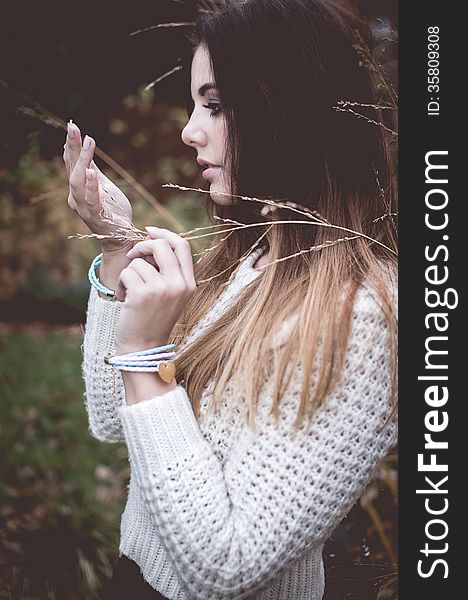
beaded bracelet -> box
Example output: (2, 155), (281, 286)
(88, 253), (116, 298)
(104, 344), (177, 383)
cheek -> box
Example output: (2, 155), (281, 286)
(213, 118), (227, 152)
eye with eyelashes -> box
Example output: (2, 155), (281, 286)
(202, 101), (223, 117)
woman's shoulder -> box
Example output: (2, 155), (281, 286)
(347, 263), (397, 361)
(268, 263), (397, 352)
(353, 262), (397, 319)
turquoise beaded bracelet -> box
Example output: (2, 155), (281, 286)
(88, 253), (116, 298)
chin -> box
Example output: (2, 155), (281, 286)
(209, 182), (233, 206)
(210, 192), (233, 205)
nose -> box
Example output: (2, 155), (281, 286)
(181, 112), (207, 148)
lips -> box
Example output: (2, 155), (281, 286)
(202, 166), (221, 181)
(197, 157), (221, 180)
(197, 157), (221, 169)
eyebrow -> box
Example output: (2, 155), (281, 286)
(197, 82), (217, 97)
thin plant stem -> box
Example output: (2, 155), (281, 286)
(144, 64), (183, 91)
(163, 183), (330, 223)
(333, 105), (398, 137)
(196, 224), (275, 284)
(373, 213), (398, 223)
(365, 502), (397, 565)
(162, 183), (397, 256)
(129, 22), (195, 37)
(337, 100), (395, 110)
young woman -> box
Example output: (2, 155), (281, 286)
(65, 1), (398, 598)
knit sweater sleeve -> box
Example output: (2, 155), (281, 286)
(117, 284), (398, 599)
(80, 285), (126, 443)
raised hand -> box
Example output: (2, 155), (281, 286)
(114, 229), (197, 355)
(63, 121), (135, 254)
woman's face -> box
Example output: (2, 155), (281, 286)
(181, 45), (232, 205)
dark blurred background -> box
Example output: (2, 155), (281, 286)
(0, 2), (397, 598)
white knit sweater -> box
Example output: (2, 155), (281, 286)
(81, 245), (398, 600)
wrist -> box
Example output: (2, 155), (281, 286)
(114, 341), (171, 356)
(122, 370), (177, 405)
(95, 249), (134, 301)
(101, 242), (135, 258)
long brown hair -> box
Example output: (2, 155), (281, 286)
(172, 0), (397, 432)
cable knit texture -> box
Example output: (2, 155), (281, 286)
(81, 246), (398, 600)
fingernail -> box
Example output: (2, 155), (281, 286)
(67, 123), (75, 139)
(83, 135), (91, 151)
(145, 226), (158, 232)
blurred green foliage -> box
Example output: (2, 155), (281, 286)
(0, 330), (128, 599)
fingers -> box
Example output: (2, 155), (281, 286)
(69, 134), (96, 208)
(127, 257), (166, 285)
(63, 142), (71, 177)
(62, 121), (92, 178)
(66, 122), (83, 169)
(115, 263), (143, 302)
(75, 134), (95, 172)
(84, 167), (99, 204)
(130, 227), (195, 288)
(116, 259), (166, 303)
(126, 239), (188, 285)
(67, 192), (78, 211)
